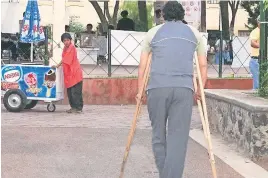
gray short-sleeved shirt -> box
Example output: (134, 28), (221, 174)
(140, 21), (206, 91)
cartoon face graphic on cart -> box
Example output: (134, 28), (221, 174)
(24, 72), (42, 96)
(43, 69), (56, 97)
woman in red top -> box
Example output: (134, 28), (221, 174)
(53, 33), (83, 113)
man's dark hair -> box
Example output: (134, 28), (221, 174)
(65, 25), (70, 31)
(155, 9), (162, 18)
(87, 24), (93, 28)
(108, 25), (114, 30)
(182, 20), (188, 24)
(162, 1), (185, 21)
(23, 12), (25, 17)
(121, 10), (128, 18)
(155, 9), (161, 14)
(61, 33), (72, 42)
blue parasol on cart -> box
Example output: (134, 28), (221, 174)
(20, 0), (45, 62)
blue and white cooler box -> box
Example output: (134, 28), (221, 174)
(1, 65), (58, 99)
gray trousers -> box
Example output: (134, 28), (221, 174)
(147, 87), (193, 178)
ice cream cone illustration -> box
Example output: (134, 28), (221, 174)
(44, 69), (56, 98)
(24, 73), (39, 96)
(46, 86), (51, 97)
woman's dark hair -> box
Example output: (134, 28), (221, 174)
(162, 1), (185, 21)
(61, 33), (72, 42)
(121, 10), (128, 17)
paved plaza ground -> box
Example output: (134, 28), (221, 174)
(1, 105), (265, 178)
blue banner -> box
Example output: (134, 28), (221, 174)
(20, 0), (45, 43)
(1, 65), (57, 99)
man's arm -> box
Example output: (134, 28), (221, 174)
(55, 60), (62, 68)
(215, 39), (220, 51)
(116, 20), (121, 30)
(137, 25), (162, 96)
(251, 40), (259, 48)
(194, 31), (207, 88)
(250, 29), (260, 49)
(137, 29), (154, 95)
(138, 51), (150, 93)
(197, 53), (208, 88)
(53, 47), (75, 68)
(51, 60), (62, 69)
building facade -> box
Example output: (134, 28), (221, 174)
(206, 0), (250, 36)
(2, 0), (250, 36)
(1, 0), (116, 33)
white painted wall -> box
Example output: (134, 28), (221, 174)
(206, 4), (249, 34)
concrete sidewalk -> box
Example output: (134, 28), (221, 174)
(2, 105), (243, 178)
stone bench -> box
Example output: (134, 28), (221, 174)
(205, 89), (268, 159)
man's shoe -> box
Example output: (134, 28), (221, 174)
(74, 109), (83, 113)
(66, 108), (74, 113)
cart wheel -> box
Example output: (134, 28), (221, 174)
(47, 103), (56, 112)
(24, 100), (38, 109)
(3, 89), (27, 112)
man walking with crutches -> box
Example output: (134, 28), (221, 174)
(137, 1), (208, 178)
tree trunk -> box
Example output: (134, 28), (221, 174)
(229, 13), (236, 37)
(200, 1), (206, 32)
(228, 1), (240, 37)
(90, 0), (119, 33)
(228, 12), (236, 61)
(90, 1), (108, 32)
(90, 1), (107, 25)
(138, 1), (148, 31)
(220, 1), (230, 40)
(104, 2), (112, 23)
(111, 0), (120, 26)
(228, 1), (240, 62)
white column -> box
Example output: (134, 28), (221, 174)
(50, 0), (66, 66)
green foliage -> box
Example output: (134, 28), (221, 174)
(69, 21), (85, 33)
(119, 1), (153, 32)
(258, 0), (268, 97)
(44, 25), (52, 39)
(258, 62), (268, 97)
(43, 25), (52, 66)
(240, 1), (260, 30)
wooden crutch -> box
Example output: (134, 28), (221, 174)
(119, 54), (152, 178)
(194, 52), (217, 178)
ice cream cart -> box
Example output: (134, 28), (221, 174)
(1, 64), (64, 112)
